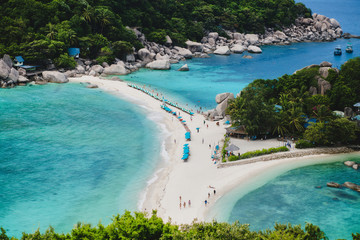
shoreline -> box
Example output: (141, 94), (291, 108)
(70, 76), (359, 225)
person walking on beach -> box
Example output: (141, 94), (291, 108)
(208, 193), (210, 198)
(183, 201), (186, 208)
(188, 200), (191, 207)
(180, 202), (181, 209)
(214, 189), (216, 195)
(203, 120), (205, 125)
(179, 196), (182, 203)
(205, 200), (208, 206)
(202, 138), (204, 144)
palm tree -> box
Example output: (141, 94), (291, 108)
(82, 5), (93, 23)
(95, 7), (111, 33)
(46, 23), (56, 40)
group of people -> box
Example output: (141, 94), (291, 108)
(205, 186), (216, 206)
(179, 196), (191, 210)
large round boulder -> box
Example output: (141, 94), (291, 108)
(208, 32), (219, 40)
(247, 45), (262, 53)
(103, 64), (130, 75)
(145, 60), (171, 70)
(91, 64), (104, 74)
(3, 54), (13, 68)
(214, 46), (230, 55)
(231, 44), (246, 54)
(138, 48), (153, 62)
(216, 93), (231, 104)
(174, 47), (193, 59)
(8, 68), (19, 82)
(245, 34), (259, 45)
(320, 61), (332, 67)
(0, 59), (10, 79)
(42, 71), (69, 83)
(186, 40), (203, 53)
(178, 64), (189, 71)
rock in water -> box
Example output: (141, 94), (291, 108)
(327, 182), (341, 188)
(214, 46), (230, 55)
(42, 71), (69, 83)
(86, 84), (98, 88)
(103, 64), (130, 75)
(247, 45), (262, 53)
(145, 60), (171, 70)
(178, 64), (189, 71)
(353, 164), (359, 170)
(0, 59), (10, 79)
(242, 55), (253, 59)
(343, 182), (360, 192)
(344, 161), (356, 167)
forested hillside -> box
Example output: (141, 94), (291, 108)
(0, 0), (311, 63)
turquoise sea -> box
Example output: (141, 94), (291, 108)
(1, 0), (360, 238)
(0, 83), (162, 237)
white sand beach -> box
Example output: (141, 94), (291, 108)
(69, 76), (354, 225)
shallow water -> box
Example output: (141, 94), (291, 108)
(228, 157), (360, 239)
(0, 83), (161, 237)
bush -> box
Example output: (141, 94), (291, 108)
(54, 53), (76, 69)
(96, 56), (113, 65)
(237, 146), (289, 160)
(112, 41), (133, 58)
(147, 30), (167, 44)
(295, 139), (316, 149)
(228, 155), (239, 161)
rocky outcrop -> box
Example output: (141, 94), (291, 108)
(91, 65), (104, 74)
(103, 64), (130, 75)
(3, 54), (13, 68)
(343, 182), (360, 192)
(86, 84), (98, 88)
(320, 61), (332, 67)
(344, 161), (356, 167)
(0, 60), (10, 79)
(317, 76), (331, 95)
(76, 65), (85, 74)
(138, 48), (153, 62)
(145, 60), (170, 70)
(205, 93), (235, 120)
(8, 68), (19, 82)
(178, 64), (189, 71)
(319, 67), (331, 78)
(165, 35), (172, 47)
(173, 47), (192, 59)
(231, 44), (246, 54)
(214, 46), (230, 55)
(247, 45), (262, 53)
(327, 182), (341, 188)
(186, 40), (203, 53)
(42, 71), (68, 83)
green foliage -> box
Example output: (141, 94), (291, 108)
(146, 30), (167, 44)
(295, 139), (316, 149)
(1, 211), (342, 239)
(222, 137), (230, 162)
(0, 0), (311, 63)
(54, 53), (76, 69)
(228, 155), (239, 161)
(353, 233), (360, 240)
(235, 146), (289, 160)
(303, 118), (357, 146)
(112, 41), (133, 58)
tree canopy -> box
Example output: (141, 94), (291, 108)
(227, 57), (360, 146)
(0, 0), (311, 65)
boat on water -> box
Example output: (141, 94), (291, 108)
(346, 43), (353, 53)
(334, 46), (342, 56)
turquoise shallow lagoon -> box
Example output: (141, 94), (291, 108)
(0, 83), (161, 237)
(207, 154), (360, 239)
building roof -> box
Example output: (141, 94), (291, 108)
(15, 56), (24, 62)
(68, 48), (80, 57)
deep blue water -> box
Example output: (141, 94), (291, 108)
(122, 0), (360, 109)
(228, 159), (360, 239)
(0, 83), (160, 237)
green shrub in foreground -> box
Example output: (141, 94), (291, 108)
(0, 210), (345, 240)
(296, 139), (316, 149)
(228, 155), (239, 161)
